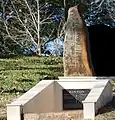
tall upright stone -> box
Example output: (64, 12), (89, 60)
(63, 5), (94, 76)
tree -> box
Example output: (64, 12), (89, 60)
(63, 0), (115, 27)
(0, 0), (63, 56)
(0, 0), (115, 57)
(84, 0), (115, 27)
(0, 0), (40, 55)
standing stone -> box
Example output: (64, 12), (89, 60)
(63, 5), (94, 76)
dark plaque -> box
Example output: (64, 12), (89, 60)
(63, 89), (90, 110)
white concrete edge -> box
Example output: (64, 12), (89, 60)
(58, 76), (111, 82)
(59, 76), (115, 80)
(82, 80), (109, 103)
(7, 105), (23, 120)
(82, 80), (112, 120)
(59, 76), (97, 79)
(7, 80), (55, 106)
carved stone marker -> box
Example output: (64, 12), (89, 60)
(63, 5), (94, 76)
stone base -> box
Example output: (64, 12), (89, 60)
(7, 77), (113, 120)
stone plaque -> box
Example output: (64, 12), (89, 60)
(63, 89), (90, 110)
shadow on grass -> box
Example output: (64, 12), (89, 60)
(40, 76), (59, 81)
(0, 65), (63, 71)
(0, 88), (27, 94)
(97, 95), (115, 115)
(18, 79), (33, 82)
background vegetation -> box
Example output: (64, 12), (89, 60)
(0, 0), (115, 57)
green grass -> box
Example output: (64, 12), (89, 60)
(0, 56), (63, 119)
(0, 56), (63, 93)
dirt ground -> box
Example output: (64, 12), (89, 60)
(24, 110), (83, 120)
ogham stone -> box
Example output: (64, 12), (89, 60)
(63, 5), (94, 76)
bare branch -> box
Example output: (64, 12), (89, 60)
(24, 0), (38, 31)
(10, 0), (37, 46)
(40, 13), (53, 24)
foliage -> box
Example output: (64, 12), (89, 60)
(0, 37), (23, 58)
(85, 0), (115, 27)
(39, 1), (64, 39)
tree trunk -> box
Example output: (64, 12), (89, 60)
(37, 0), (41, 56)
(63, 5), (94, 76)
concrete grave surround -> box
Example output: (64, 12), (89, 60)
(7, 77), (113, 120)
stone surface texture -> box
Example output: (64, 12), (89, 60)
(63, 5), (94, 76)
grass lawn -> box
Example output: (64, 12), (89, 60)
(0, 56), (115, 120)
